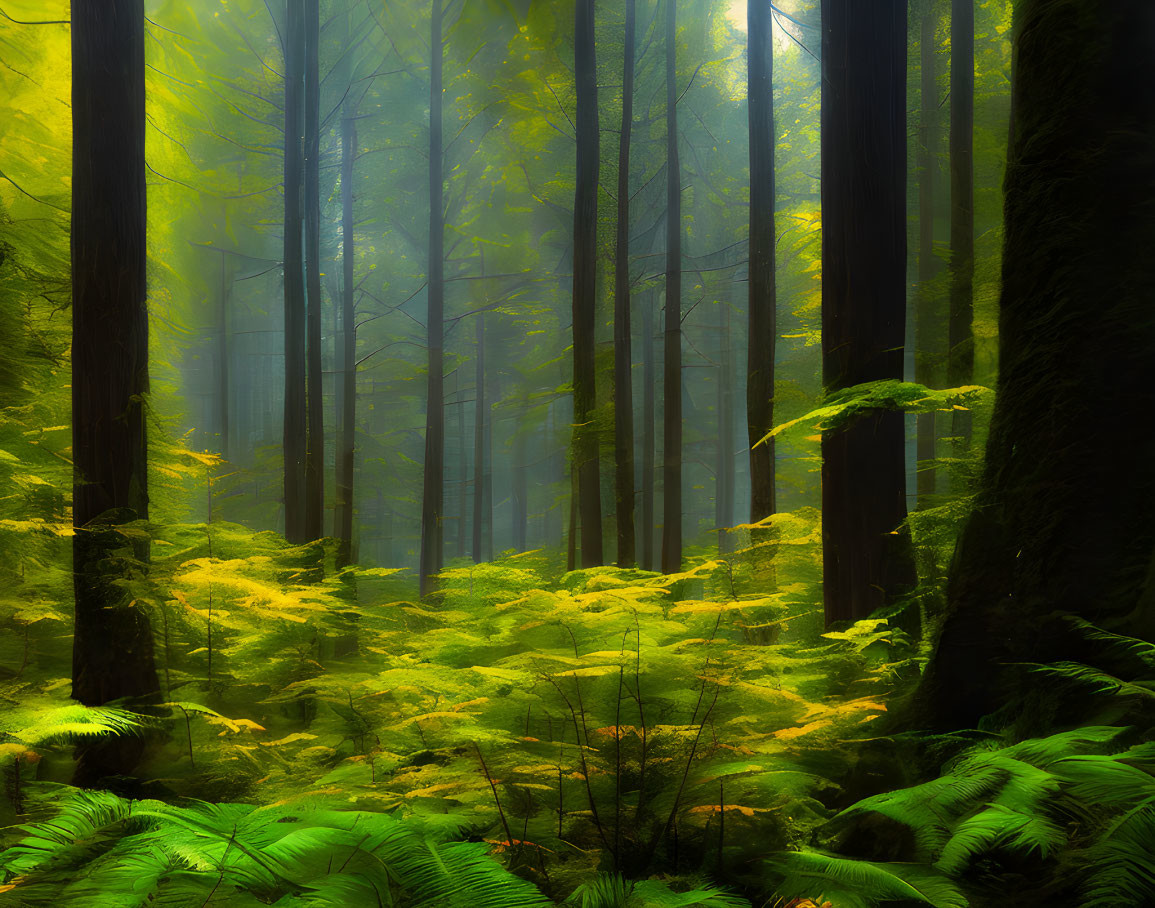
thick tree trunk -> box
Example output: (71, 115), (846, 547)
(71, 0), (160, 782)
(303, 0), (324, 540)
(915, 0), (941, 505)
(746, 0), (776, 525)
(336, 111), (356, 567)
(948, 0), (974, 451)
(918, 0), (1155, 728)
(613, 0), (637, 569)
(419, 0), (445, 595)
(660, 0), (683, 575)
(572, 0), (603, 568)
(641, 291), (656, 571)
(282, 0), (307, 543)
(820, 0), (915, 626)
(472, 314), (487, 562)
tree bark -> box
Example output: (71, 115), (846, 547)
(613, 0), (637, 569)
(419, 0), (445, 595)
(303, 0), (324, 540)
(336, 110), (357, 567)
(641, 291), (656, 571)
(917, 0), (1155, 728)
(282, 0), (307, 544)
(948, 0), (975, 451)
(71, 0), (160, 782)
(717, 301), (735, 554)
(915, 0), (941, 505)
(746, 0), (776, 525)
(216, 250), (230, 462)
(820, 0), (915, 626)
(472, 314), (487, 562)
(660, 0), (683, 576)
(572, 0), (603, 568)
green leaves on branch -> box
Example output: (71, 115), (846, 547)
(756, 381), (992, 446)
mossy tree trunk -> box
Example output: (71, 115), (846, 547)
(918, 0), (1155, 728)
(71, 0), (160, 782)
(820, 0), (916, 626)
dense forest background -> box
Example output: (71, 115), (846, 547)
(1, 0), (1153, 905)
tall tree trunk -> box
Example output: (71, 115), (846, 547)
(917, 0), (1155, 729)
(572, 0), (603, 567)
(303, 0), (324, 540)
(71, 0), (160, 782)
(472, 314), (486, 562)
(457, 381), (468, 558)
(717, 302), (734, 554)
(336, 111), (357, 567)
(613, 0), (638, 569)
(513, 403), (528, 552)
(948, 0), (975, 452)
(419, 0), (445, 595)
(820, 0), (915, 626)
(746, 0), (776, 525)
(641, 291), (656, 571)
(282, 0), (307, 543)
(216, 250), (230, 462)
(915, 0), (941, 504)
(660, 0), (683, 575)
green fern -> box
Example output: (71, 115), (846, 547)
(567, 873), (749, 907)
(765, 850), (967, 908)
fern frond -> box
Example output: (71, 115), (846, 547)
(934, 804), (1065, 874)
(765, 851), (967, 908)
(1080, 795), (1155, 908)
(5, 705), (143, 747)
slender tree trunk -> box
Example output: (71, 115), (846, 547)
(820, 0), (915, 626)
(915, 0), (941, 504)
(216, 250), (230, 462)
(303, 0), (324, 540)
(613, 0), (638, 569)
(457, 382), (467, 558)
(746, 0), (776, 525)
(419, 0), (445, 595)
(282, 0), (307, 543)
(948, 0), (975, 451)
(717, 302), (734, 554)
(336, 111), (357, 566)
(918, 0), (1155, 728)
(661, 0), (683, 575)
(71, 0), (160, 782)
(572, 0), (603, 568)
(566, 463), (578, 572)
(472, 314), (486, 562)
(513, 403), (528, 552)
(641, 291), (656, 571)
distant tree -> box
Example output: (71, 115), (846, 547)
(335, 99), (357, 566)
(282, 0), (307, 544)
(304, 0), (324, 540)
(820, 0), (916, 625)
(917, 0), (1155, 727)
(660, 0), (683, 575)
(71, 0), (161, 781)
(746, 0), (777, 526)
(612, 0), (638, 569)
(472, 313), (488, 563)
(419, 0), (446, 595)
(571, 0), (603, 568)
(947, 0), (975, 453)
(641, 292), (656, 570)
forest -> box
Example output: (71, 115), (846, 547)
(0, 0), (1152, 904)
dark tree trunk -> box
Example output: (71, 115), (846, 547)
(472, 314), (487, 562)
(948, 0), (975, 450)
(660, 0), (683, 576)
(717, 302), (734, 554)
(641, 291), (656, 571)
(917, 0), (1155, 728)
(216, 250), (230, 462)
(613, 0), (637, 569)
(419, 0), (445, 595)
(71, 0), (160, 782)
(915, 0), (941, 505)
(336, 111), (356, 567)
(303, 0), (324, 540)
(572, 0), (603, 568)
(282, 0), (307, 543)
(457, 384), (468, 559)
(820, 0), (915, 626)
(746, 0), (776, 525)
